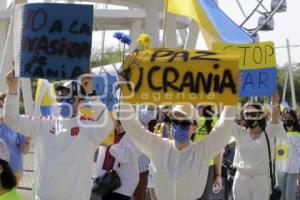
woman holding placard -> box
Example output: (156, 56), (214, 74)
(118, 102), (237, 200)
(231, 92), (286, 200)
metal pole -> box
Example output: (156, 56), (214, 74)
(184, 20), (199, 49)
(144, 0), (160, 47)
(100, 2), (108, 62)
(252, 0), (285, 35)
(0, 0), (7, 10)
(240, 0), (264, 27)
(286, 38), (297, 110)
(282, 66), (289, 102)
(235, 0), (247, 19)
(162, 0), (168, 47)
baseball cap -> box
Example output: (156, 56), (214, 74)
(171, 104), (197, 121)
(55, 80), (87, 97)
(0, 139), (9, 162)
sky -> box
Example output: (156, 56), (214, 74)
(92, 0), (300, 67)
(218, 0), (300, 67)
(12, 0), (300, 66)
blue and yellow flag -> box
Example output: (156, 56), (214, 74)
(166, 0), (254, 48)
(213, 41), (277, 97)
(35, 79), (56, 117)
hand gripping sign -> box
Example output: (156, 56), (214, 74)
(93, 75), (118, 111)
(121, 48), (240, 105)
(212, 41), (277, 97)
(14, 3), (93, 80)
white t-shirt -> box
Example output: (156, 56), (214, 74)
(120, 106), (237, 200)
(276, 131), (300, 174)
(96, 134), (140, 196)
(4, 94), (113, 200)
(231, 122), (286, 175)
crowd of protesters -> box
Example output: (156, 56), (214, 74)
(0, 71), (300, 200)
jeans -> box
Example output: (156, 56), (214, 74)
(277, 172), (298, 200)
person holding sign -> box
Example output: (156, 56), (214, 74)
(117, 102), (237, 200)
(4, 71), (113, 200)
(231, 92), (286, 200)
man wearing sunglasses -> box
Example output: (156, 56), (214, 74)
(55, 80), (90, 118)
(4, 71), (113, 200)
(118, 103), (237, 200)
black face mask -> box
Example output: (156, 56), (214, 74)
(284, 119), (294, 128)
(246, 119), (267, 130)
(162, 115), (172, 123)
(246, 120), (259, 129)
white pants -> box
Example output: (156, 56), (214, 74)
(233, 172), (271, 200)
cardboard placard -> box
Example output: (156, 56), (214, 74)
(14, 3), (93, 80)
(121, 48), (240, 105)
(212, 41), (277, 97)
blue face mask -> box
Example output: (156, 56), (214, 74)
(171, 124), (190, 144)
(57, 97), (73, 118)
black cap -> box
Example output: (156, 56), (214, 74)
(55, 80), (86, 97)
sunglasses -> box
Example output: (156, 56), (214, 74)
(56, 96), (74, 104)
(171, 119), (192, 128)
(244, 112), (263, 118)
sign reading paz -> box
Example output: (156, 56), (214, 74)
(212, 41), (277, 97)
(14, 3), (93, 80)
(121, 48), (240, 105)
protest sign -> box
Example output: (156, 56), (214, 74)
(14, 3), (93, 80)
(212, 41), (277, 97)
(121, 48), (240, 105)
(93, 75), (118, 111)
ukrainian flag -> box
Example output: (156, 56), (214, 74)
(34, 79), (56, 117)
(212, 41), (277, 97)
(166, 0), (254, 48)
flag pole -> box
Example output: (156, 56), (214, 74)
(162, 0), (168, 48)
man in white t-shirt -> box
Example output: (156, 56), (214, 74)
(4, 71), (113, 200)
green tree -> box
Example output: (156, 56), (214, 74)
(90, 47), (123, 68)
(277, 64), (300, 108)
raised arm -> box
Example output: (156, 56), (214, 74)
(79, 74), (113, 144)
(271, 91), (281, 124)
(201, 106), (237, 160)
(267, 91), (287, 138)
(4, 71), (43, 137)
(84, 101), (113, 145)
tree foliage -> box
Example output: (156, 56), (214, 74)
(277, 64), (300, 107)
(90, 47), (123, 68)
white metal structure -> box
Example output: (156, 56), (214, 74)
(0, 0), (196, 115)
(1, 0), (294, 113)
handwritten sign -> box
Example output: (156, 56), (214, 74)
(93, 76), (118, 111)
(121, 48), (240, 105)
(14, 3), (93, 80)
(212, 42), (277, 97)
